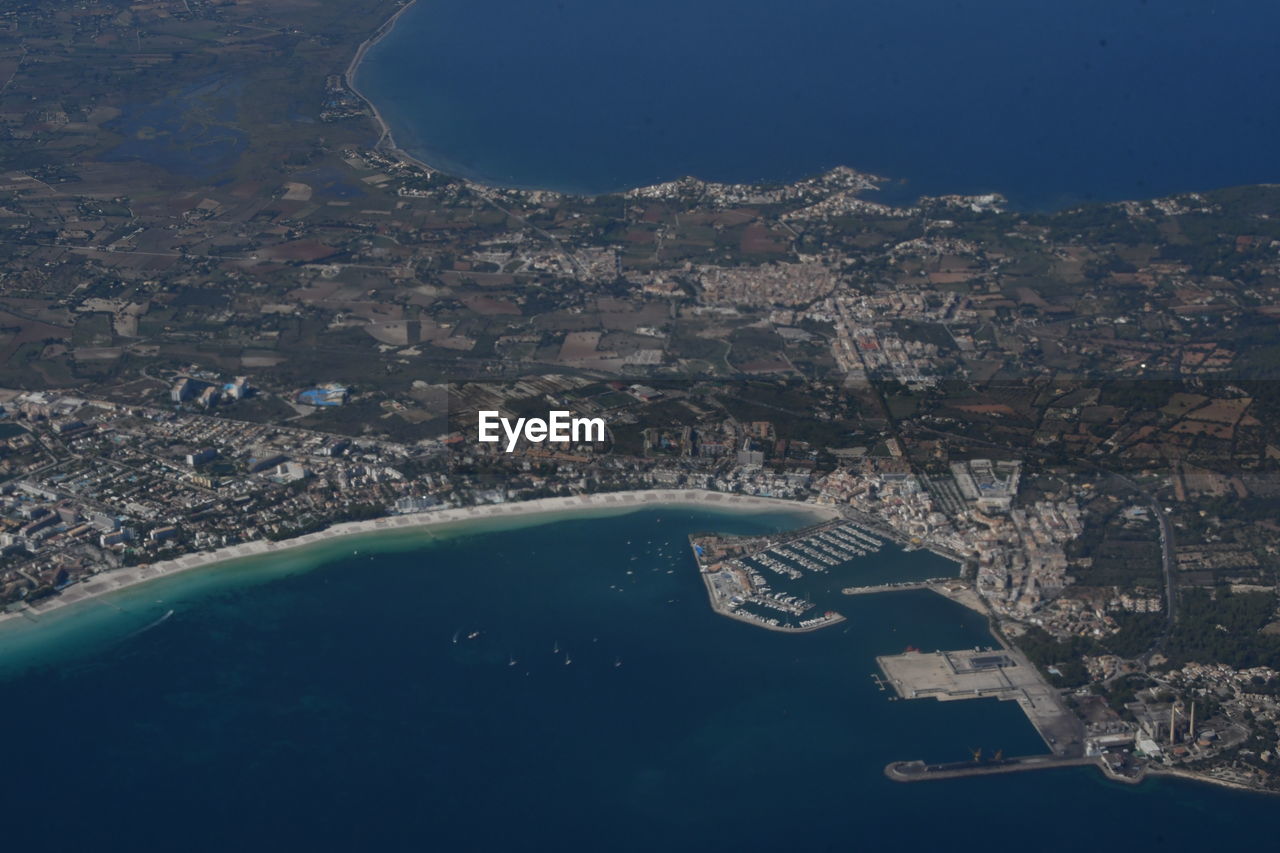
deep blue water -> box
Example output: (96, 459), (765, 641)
(357, 0), (1280, 207)
(1, 508), (1277, 851)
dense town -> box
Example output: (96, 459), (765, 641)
(1, 0), (1280, 793)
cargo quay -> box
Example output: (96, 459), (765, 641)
(877, 647), (1091, 783)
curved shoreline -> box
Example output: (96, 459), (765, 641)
(339, 3), (1244, 208)
(1, 490), (834, 632)
(345, 0), (443, 175)
(341, 1), (886, 199)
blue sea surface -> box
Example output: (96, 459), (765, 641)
(356, 0), (1280, 207)
(0, 508), (1276, 851)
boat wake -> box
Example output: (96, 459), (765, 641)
(127, 609), (175, 638)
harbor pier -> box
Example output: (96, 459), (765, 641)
(886, 755), (1098, 782)
(878, 647), (1088, 782)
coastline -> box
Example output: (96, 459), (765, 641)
(341, 1), (888, 201)
(1, 490), (833, 631)
(338, 3), (1276, 210)
(1147, 766), (1278, 797)
(344, 0), (442, 175)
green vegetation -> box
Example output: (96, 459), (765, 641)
(1166, 588), (1280, 669)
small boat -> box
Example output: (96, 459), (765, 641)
(508, 656), (518, 667)
(564, 654), (572, 665)
(614, 657), (622, 668)
(553, 641), (560, 654)
(452, 629), (461, 644)
(467, 631), (481, 640)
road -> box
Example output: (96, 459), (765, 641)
(909, 423), (1179, 645)
(1110, 471), (1178, 629)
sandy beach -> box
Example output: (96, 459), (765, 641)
(1, 490), (835, 629)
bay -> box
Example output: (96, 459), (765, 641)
(356, 0), (1280, 208)
(0, 507), (1275, 851)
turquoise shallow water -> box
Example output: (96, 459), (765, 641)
(357, 0), (1280, 207)
(0, 507), (1274, 851)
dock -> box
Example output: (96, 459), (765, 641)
(841, 579), (947, 596)
(690, 537), (846, 633)
(684, 517), (895, 634)
(877, 647), (1088, 782)
(840, 578), (991, 621)
(886, 755), (1097, 782)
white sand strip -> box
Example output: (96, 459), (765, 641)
(1, 490), (835, 626)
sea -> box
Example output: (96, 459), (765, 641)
(0, 507), (1275, 852)
(355, 0), (1280, 208)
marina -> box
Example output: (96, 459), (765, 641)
(688, 518), (890, 632)
(5, 0), (1280, 841)
(4, 495), (1275, 849)
(0, 489), (834, 632)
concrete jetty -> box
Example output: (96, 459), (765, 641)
(839, 578), (990, 620)
(841, 579), (947, 596)
(886, 755), (1097, 782)
(878, 648), (1083, 748)
(878, 647), (1088, 783)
